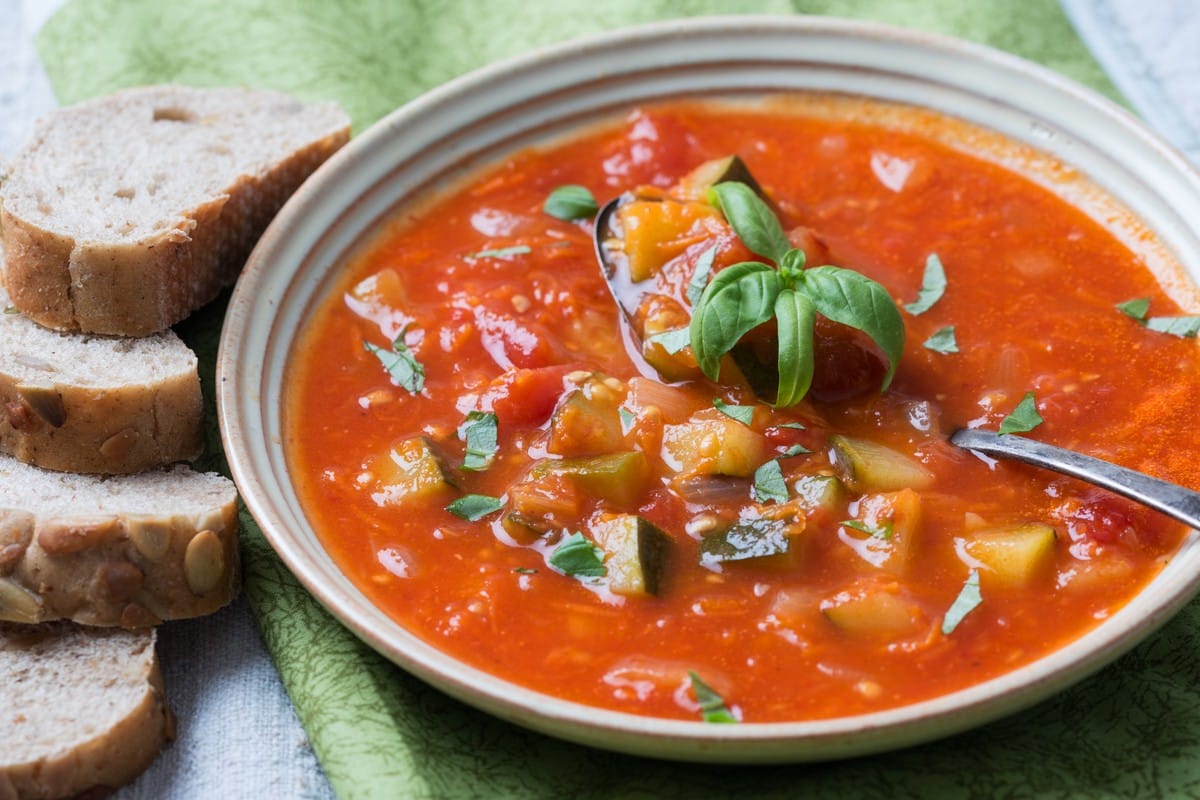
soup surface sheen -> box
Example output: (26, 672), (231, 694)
(286, 100), (1200, 723)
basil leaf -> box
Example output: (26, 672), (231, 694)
(364, 332), (425, 394)
(543, 184), (598, 221)
(689, 262), (781, 380)
(618, 407), (635, 433)
(548, 532), (607, 578)
(686, 245), (718, 307)
(776, 422), (807, 430)
(458, 411), (499, 470)
(1146, 315), (1200, 338)
(467, 245), (531, 260)
(842, 518), (893, 540)
(446, 494), (504, 521)
(904, 253), (947, 315)
(800, 266), (906, 390)
(942, 570), (983, 634)
(923, 326), (959, 354)
(714, 398), (755, 425)
(711, 182), (790, 264)
(1115, 297), (1150, 321)
(774, 289), (816, 407)
(688, 671), (738, 724)
(999, 391), (1043, 435)
(645, 327), (691, 355)
(781, 444), (812, 456)
(752, 459), (789, 504)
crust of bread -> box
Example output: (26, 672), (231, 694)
(0, 623), (173, 800)
(0, 461), (240, 627)
(0, 85), (350, 336)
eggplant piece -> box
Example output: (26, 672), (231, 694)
(591, 514), (672, 596)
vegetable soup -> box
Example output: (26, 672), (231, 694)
(285, 99), (1200, 723)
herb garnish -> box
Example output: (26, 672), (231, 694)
(713, 398), (755, 425)
(513, 567), (538, 575)
(686, 245), (718, 306)
(1116, 297), (1200, 337)
(942, 570), (983, 634)
(446, 494), (504, 521)
(468, 245), (531, 260)
(998, 392), (1043, 435)
(923, 325), (959, 354)
(781, 443), (812, 457)
(842, 518), (894, 540)
(543, 185), (599, 221)
(904, 254), (947, 315)
(688, 671), (738, 723)
(689, 182), (904, 406)
(364, 328), (424, 394)
(458, 411), (499, 471)
(617, 406), (635, 433)
(548, 532), (607, 578)
(645, 327), (691, 355)
(752, 459), (789, 504)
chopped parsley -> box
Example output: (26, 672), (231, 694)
(688, 671), (738, 723)
(645, 327), (691, 355)
(364, 329), (424, 394)
(1116, 297), (1200, 337)
(445, 494), (504, 521)
(780, 443), (812, 457)
(458, 411), (499, 471)
(998, 392), (1043, 435)
(923, 325), (959, 354)
(543, 185), (599, 221)
(842, 518), (893, 540)
(713, 398), (755, 425)
(752, 459), (789, 504)
(1115, 297), (1150, 321)
(942, 570), (983, 634)
(548, 532), (607, 578)
(904, 253), (947, 315)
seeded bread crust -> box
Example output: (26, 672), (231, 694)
(0, 284), (203, 474)
(0, 456), (239, 627)
(0, 622), (172, 800)
(0, 85), (350, 336)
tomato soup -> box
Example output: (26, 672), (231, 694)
(285, 100), (1200, 723)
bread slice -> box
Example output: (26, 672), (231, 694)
(0, 85), (350, 336)
(0, 284), (202, 474)
(0, 455), (239, 627)
(0, 622), (172, 800)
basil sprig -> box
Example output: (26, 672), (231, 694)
(689, 182), (905, 406)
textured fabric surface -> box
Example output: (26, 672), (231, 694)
(5, 0), (1197, 797)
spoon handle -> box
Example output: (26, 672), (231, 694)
(950, 429), (1200, 531)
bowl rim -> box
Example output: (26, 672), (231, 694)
(218, 14), (1200, 762)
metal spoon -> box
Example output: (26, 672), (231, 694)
(592, 195), (641, 330)
(951, 428), (1200, 530)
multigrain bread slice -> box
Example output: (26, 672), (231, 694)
(0, 85), (350, 335)
(0, 622), (172, 800)
(0, 284), (202, 474)
(0, 455), (239, 627)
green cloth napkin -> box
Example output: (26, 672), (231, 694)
(36, 2), (1192, 798)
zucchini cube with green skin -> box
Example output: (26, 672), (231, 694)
(673, 154), (768, 202)
(821, 581), (927, 640)
(793, 474), (844, 516)
(373, 436), (456, 505)
(547, 374), (626, 457)
(530, 451), (649, 509)
(828, 435), (934, 492)
(699, 518), (799, 569)
(960, 523), (1057, 588)
(663, 412), (767, 478)
(592, 514), (672, 596)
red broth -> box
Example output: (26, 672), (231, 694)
(285, 100), (1200, 722)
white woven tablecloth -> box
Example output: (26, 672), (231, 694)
(1, 1), (1196, 797)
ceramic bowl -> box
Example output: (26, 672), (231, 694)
(218, 16), (1200, 762)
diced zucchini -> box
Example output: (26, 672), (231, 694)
(828, 435), (935, 492)
(960, 523), (1057, 588)
(699, 518), (798, 568)
(662, 413), (767, 478)
(531, 451), (649, 508)
(822, 582), (926, 639)
(793, 474), (844, 516)
(591, 514), (672, 596)
(616, 199), (721, 282)
(373, 437), (456, 504)
(672, 155), (768, 202)
(838, 489), (922, 575)
(547, 374), (626, 457)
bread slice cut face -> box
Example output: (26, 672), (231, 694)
(0, 455), (239, 627)
(0, 622), (172, 800)
(0, 85), (351, 335)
